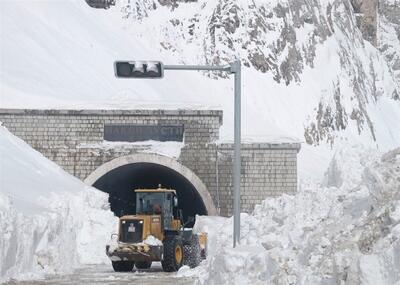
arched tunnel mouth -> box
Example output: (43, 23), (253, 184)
(92, 162), (208, 226)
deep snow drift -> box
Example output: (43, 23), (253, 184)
(180, 147), (400, 284)
(0, 125), (117, 282)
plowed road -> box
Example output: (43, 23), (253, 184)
(5, 264), (196, 285)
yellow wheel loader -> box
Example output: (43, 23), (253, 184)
(106, 187), (207, 272)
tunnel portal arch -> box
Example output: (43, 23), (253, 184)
(85, 153), (217, 221)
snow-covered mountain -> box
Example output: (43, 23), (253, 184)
(379, 0), (400, 88)
(118, 0), (400, 145)
(0, 0), (399, 178)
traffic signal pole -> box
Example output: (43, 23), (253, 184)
(115, 60), (242, 247)
(231, 60), (241, 247)
(165, 61), (242, 247)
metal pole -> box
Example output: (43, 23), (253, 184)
(164, 64), (230, 72)
(215, 146), (221, 215)
(230, 60), (241, 247)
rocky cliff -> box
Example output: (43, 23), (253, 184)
(379, 0), (400, 89)
(115, 0), (399, 147)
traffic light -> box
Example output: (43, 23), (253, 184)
(114, 61), (164, 79)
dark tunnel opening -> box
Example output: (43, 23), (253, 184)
(92, 163), (208, 226)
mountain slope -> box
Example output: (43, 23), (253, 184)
(379, 0), (400, 90)
(0, 0), (399, 180)
(115, 0), (399, 146)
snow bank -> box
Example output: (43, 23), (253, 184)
(180, 147), (400, 284)
(78, 140), (184, 159)
(1, 0), (399, 186)
(0, 125), (117, 282)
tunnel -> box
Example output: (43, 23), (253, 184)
(85, 153), (217, 226)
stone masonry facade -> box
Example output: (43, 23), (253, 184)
(180, 143), (299, 215)
(0, 108), (301, 216)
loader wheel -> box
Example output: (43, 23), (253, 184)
(183, 234), (201, 268)
(135, 261), (152, 269)
(161, 236), (184, 272)
(111, 261), (134, 272)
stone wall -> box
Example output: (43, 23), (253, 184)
(180, 143), (299, 216)
(0, 108), (300, 216)
(0, 108), (222, 184)
(0, 109), (222, 147)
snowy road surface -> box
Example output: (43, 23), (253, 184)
(4, 264), (196, 285)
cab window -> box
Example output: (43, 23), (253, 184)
(136, 193), (164, 215)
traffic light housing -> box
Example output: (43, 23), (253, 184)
(114, 61), (164, 79)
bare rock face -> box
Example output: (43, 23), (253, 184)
(379, 0), (400, 94)
(116, 0), (399, 147)
(202, 0), (334, 85)
(304, 82), (350, 146)
(351, 0), (378, 46)
(119, 0), (156, 20)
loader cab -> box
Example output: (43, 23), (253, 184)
(135, 188), (180, 231)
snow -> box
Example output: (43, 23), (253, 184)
(1, 0), (399, 171)
(143, 235), (163, 246)
(0, 0), (399, 283)
(217, 135), (301, 144)
(383, 0), (400, 5)
(180, 147), (400, 284)
(78, 140), (184, 159)
(0, 125), (118, 283)
(379, 12), (400, 89)
(0, 0), (398, 187)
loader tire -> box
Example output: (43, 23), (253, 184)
(135, 261), (152, 269)
(111, 261), (134, 272)
(161, 236), (184, 272)
(183, 234), (201, 268)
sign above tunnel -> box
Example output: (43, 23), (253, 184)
(104, 124), (184, 142)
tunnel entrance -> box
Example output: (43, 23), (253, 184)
(93, 162), (207, 223)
